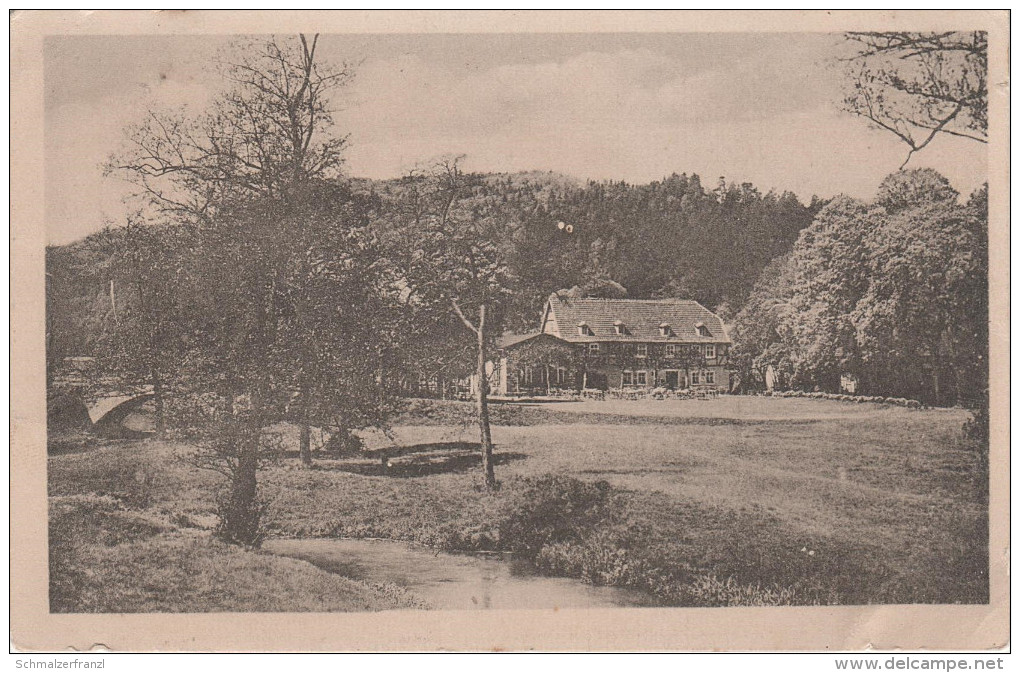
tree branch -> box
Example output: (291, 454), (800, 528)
(450, 298), (479, 336)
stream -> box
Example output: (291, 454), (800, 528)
(264, 538), (659, 610)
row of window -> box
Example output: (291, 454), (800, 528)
(514, 367), (719, 387)
(587, 343), (718, 358)
(519, 367), (569, 385)
(621, 370), (716, 386)
(515, 367), (718, 386)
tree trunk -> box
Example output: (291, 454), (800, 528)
(220, 376), (265, 548)
(299, 381), (313, 467)
(151, 364), (166, 439)
(220, 278), (270, 547)
(476, 305), (496, 488)
(946, 327), (963, 406)
(109, 279), (118, 322)
(299, 422), (312, 467)
(225, 426), (262, 547)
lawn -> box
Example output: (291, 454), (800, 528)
(48, 395), (988, 610)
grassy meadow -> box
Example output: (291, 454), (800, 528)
(49, 396), (988, 611)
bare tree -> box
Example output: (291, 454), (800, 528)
(107, 34), (353, 218)
(840, 31), (987, 168)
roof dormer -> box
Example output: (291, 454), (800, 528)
(613, 320), (626, 335)
(695, 321), (711, 337)
(577, 321), (592, 336)
(659, 322), (672, 337)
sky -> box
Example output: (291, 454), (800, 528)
(45, 32), (988, 244)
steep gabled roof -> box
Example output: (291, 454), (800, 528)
(544, 296), (730, 343)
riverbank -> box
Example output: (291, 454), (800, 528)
(263, 537), (658, 610)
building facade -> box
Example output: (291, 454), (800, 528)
(491, 295), (732, 395)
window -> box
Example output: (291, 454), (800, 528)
(635, 371), (648, 385)
(665, 344), (676, 356)
(525, 367), (533, 385)
(588, 343), (600, 354)
(622, 371), (633, 385)
(636, 344), (648, 358)
(705, 370), (715, 384)
(691, 371), (700, 385)
(705, 344), (716, 358)
(557, 368), (567, 385)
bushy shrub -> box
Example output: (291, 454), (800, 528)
(533, 527), (642, 586)
(497, 476), (614, 557)
(322, 428), (365, 457)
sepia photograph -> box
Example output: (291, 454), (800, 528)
(11, 10), (1008, 652)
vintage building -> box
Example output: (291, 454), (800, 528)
(489, 294), (732, 395)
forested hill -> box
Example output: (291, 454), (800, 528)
(361, 170), (822, 329)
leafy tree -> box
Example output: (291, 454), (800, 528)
(734, 169), (986, 406)
(45, 244), (109, 389)
(105, 34), (365, 543)
(841, 31), (987, 167)
(388, 158), (518, 488)
(853, 174), (985, 405)
(270, 181), (400, 466)
(730, 253), (797, 390)
(89, 217), (192, 436)
(784, 196), (879, 391)
(875, 168), (960, 214)
(962, 183), (990, 441)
